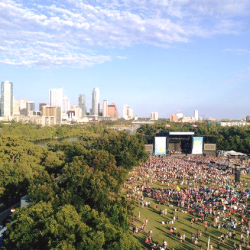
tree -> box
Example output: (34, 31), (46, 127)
(5, 202), (105, 250)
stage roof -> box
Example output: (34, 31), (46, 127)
(169, 132), (195, 136)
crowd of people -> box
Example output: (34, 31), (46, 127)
(126, 155), (250, 250)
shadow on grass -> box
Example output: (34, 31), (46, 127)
(133, 234), (150, 249)
(147, 207), (159, 214)
(155, 226), (169, 237)
(175, 245), (199, 250)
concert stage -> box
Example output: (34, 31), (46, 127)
(156, 132), (195, 154)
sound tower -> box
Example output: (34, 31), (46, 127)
(235, 170), (241, 183)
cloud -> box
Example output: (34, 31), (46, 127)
(0, 0), (249, 68)
(116, 56), (127, 60)
(223, 67), (250, 84)
(224, 49), (250, 55)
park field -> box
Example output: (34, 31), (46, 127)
(130, 176), (250, 249)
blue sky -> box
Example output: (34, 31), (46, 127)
(0, 0), (250, 119)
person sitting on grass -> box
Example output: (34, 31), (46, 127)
(246, 242), (250, 249)
(163, 240), (167, 249)
(194, 237), (199, 246)
(151, 242), (156, 249)
(145, 237), (151, 244)
(197, 229), (201, 238)
(180, 234), (183, 242)
(149, 229), (153, 238)
(191, 233), (195, 243)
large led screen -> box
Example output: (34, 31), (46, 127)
(192, 137), (203, 154)
(155, 137), (166, 155)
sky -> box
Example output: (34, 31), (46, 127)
(0, 0), (250, 119)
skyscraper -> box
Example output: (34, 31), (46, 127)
(26, 101), (35, 116)
(123, 105), (133, 120)
(123, 104), (128, 120)
(49, 87), (63, 107)
(176, 111), (184, 120)
(13, 99), (20, 116)
(62, 96), (70, 114)
(150, 112), (159, 121)
(92, 87), (100, 116)
(42, 106), (62, 125)
(127, 107), (133, 119)
(103, 100), (108, 117)
(108, 103), (118, 119)
(78, 94), (86, 116)
(19, 98), (27, 115)
(71, 105), (82, 119)
(39, 103), (47, 114)
(194, 110), (199, 121)
(1, 81), (13, 117)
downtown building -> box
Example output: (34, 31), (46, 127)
(43, 87), (63, 124)
(0, 81), (13, 118)
(39, 103), (47, 115)
(62, 96), (70, 114)
(123, 104), (133, 120)
(150, 112), (159, 121)
(13, 99), (20, 116)
(108, 103), (119, 120)
(26, 101), (35, 116)
(194, 110), (199, 121)
(103, 100), (108, 117)
(92, 87), (100, 117)
(78, 94), (86, 116)
(19, 98), (27, 115)
(50, 87), (63, 107)
(42, 106), (62, 126)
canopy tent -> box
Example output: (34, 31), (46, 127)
(223, 150), (247, 157)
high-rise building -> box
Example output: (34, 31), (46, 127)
(103, 100), (108, 117)
(42, 106), (62, 125)
(78, 94), (86, 116)
(26, 101), (35, 116)
(108, 103), (118, 119)
(170, 114), (179, 122)
(1, 81), (13, 117)
(39, 103), (47, 114)
(92, 87), (100, 116)
(123, 104), (128, 120)
(19, 98), (27, 115)
(49, 88), (63, 107)
(71, 105), (82, 119)
(13, 99), (20, 115)
(194, 110), (199, 121)
(123, 105), (133, 120)
(127, 107), (133, 119)
(150, 112), (159, 121)
(62, 96), (70, 114)
(176, 112), (183, 120)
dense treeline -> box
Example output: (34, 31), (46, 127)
(0, 122), (93, 141)
(0, 124), (148, 249)
(136, 121), (250, 153)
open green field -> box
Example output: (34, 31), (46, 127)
(131, 198), (247, 249)
(129, 175), (250, 249)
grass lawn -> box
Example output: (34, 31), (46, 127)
(131, 198), (247, 249)
(129, 174), (250, 249)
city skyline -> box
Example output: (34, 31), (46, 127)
(0, 1), (250, 119)
(1, 82), (249, 120)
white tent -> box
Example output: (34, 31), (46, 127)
(224, 150), (246, 156)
